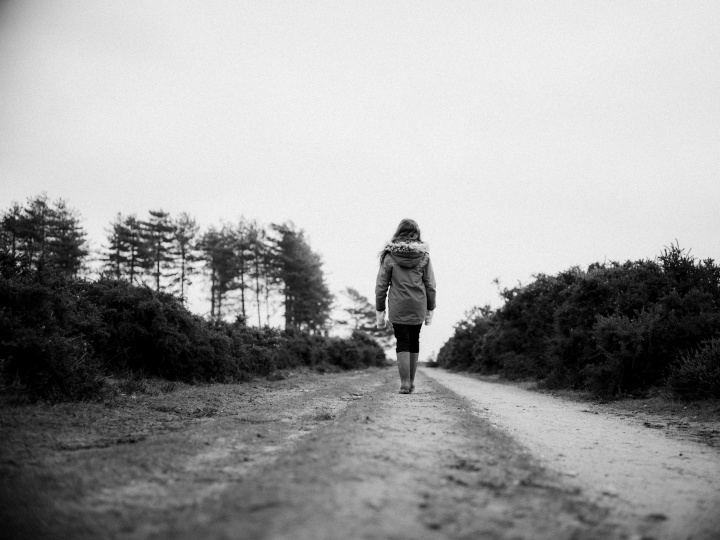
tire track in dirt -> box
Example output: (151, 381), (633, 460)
(163, 371), (628, 540)
(423, 368), (720, 540)
(0, 370), (387, 540)
(5, 368), (704, 539)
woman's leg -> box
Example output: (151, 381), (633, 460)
(392, 324), (412, 393)
(397, 352), (411, 393)
(409, 353), (418, 390)
(408, 325), (422, 392)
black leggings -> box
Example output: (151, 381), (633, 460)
(393, 323), (422, 353)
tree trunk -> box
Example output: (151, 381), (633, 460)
(179, 247), (186, 302)
(155, 245), (161, 291)
(255, 258), (262, 327)
(129, 247), (136, 284)
(210, 273), (216, 319)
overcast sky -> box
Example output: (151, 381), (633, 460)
(1, 1), (719, 358)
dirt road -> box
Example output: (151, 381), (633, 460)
(1, 367), (719, 539)
(423, 368), (720, 540)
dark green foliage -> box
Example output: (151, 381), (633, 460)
(103, 213), (147, 284)
(270, 223), (333, 332)
(350, 330), (389, 367)
(438, 245), (720, 400)
(200, 225), (239, 320)
(1, 195), (87, 277)
(103, 210), (179, 291)
(0, 258), (386, 402)
(437, 306), (495, 373)
(280, 329), (387, 372)
(80, 279), (213, 380)
(3, 197), (333, 332)
(0, 255), (105, 401)
(142, 209), (176, 291)
(666, 339), (720, 400)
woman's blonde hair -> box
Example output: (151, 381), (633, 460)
(379, 219), (422, 263)
(391, 218), (422, 243)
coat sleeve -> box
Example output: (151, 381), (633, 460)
(375, 262), (391, 312)
(423, 257), (436, 311)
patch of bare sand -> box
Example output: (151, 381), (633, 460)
(0, 369), (387, 539)
(158, 372), (626, 540)
(0, 367), (680, 539)
(423, 368), (720, 540)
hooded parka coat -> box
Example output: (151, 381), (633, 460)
(375, 241), (436, 325)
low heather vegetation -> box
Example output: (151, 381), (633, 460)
(0, 255), (387, 403)
(438, 245), (720, 401)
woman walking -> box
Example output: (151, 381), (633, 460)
(375, 219), (436, 394)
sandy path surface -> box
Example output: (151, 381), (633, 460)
(3, 367), (719, 539)
(423, 368), (720, 540)
(1, 368), (625, 540)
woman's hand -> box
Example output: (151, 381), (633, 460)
(425, 310), (434, 326)
(376, 310), (387, 329)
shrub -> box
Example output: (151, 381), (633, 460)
(667, 339), (720, 400)
(0, 334), (105, 402)
(437, 306), (494, 372)
(0, 261), (106, 401)
(350, 330), (389, 367)
(438, 245), (720, 398)
(0, 258), (390, 402)
(588, 305), (664, 396)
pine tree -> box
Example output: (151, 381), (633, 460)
(142, 210), (175, 291)
(46, 199), (88, 277)
(20, 194), (53, 270)
(104, 213), (127, 279)
(342, 287), (376, 330)
(0, 195), (87, 275)
(172, 212), (200, 303)
(118, 215), (147, 284)
(247, 221), (269, 327)
(200, 225), (238, 320)
(340, 287), (394, 348)
(233, 218), (259, 324)
(262, 229), (276, 327)
(270, 223), (333, 332)
(0, 202), (23, 260)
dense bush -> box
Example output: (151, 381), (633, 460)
(0, 256), (389, 402)
(666, 339), (720, 400)
(437, 245), (720, 399)
(0, 256), (107, 400)
(280, 329), (387, 372)
(436, 306), (495, 372)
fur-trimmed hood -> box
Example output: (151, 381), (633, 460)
(381, 241), (429, 269)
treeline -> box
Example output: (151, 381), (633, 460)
(437, 245), (720, 400)
(0, 259), (387, 402)
(0, 194), (87, 278)
(0, 194), (390, 402)
(1, 194), (332, 332)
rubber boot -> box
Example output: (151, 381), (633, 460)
(409, 353), (419, 393)
(397, 352), (411, 394)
